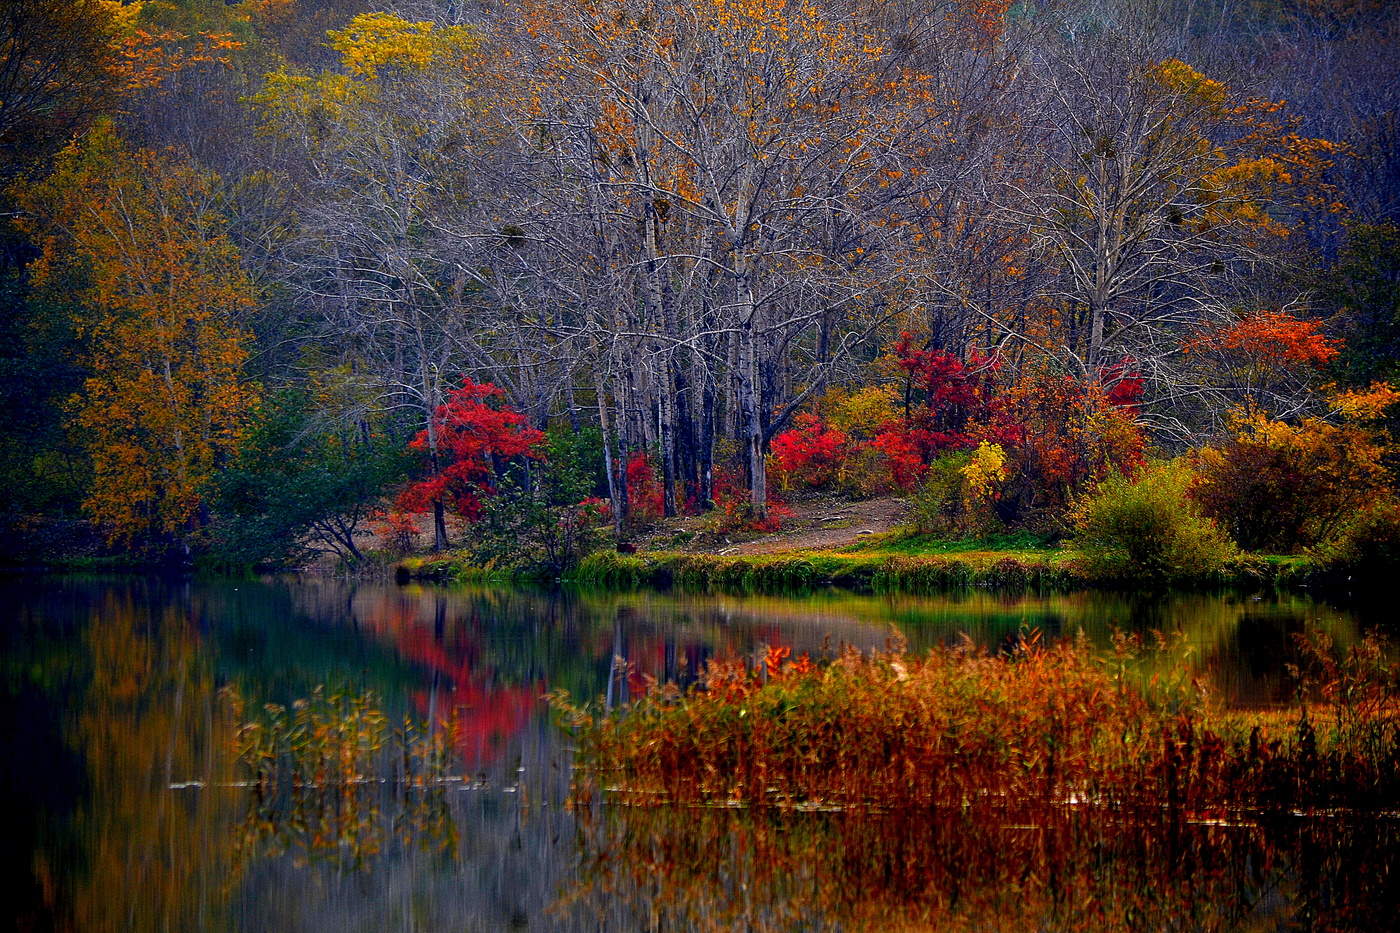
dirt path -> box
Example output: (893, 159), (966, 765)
(719, 496), (909, 555)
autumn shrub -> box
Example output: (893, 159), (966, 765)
(975, 367), (1146, 529)
(869, 428), (928, 490)
(704, 466), (793, 534)
(1308, 498), (1400, 583)
(1191, 413), (1391, 552)
(1070, 461), (1237, 582)
(909, 442), (1010, 537)
(706, 491), (793, 535)
(624, 451), (665, 523)
(368, 508), (419, 555)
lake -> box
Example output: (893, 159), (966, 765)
(3, 575), (1395, 931)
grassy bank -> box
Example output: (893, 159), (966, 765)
(393, 552), (537, 585)
(397, 546), (1311, 593)
(560, 548), (1309, 594)
(397, 546), (1093, 591)
(558, 630), (1400, 813)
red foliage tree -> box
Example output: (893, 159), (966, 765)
(1100, 358), (1145, 410)
(871, 333), (1000, 488)
(398, 379), (544, 523)
(771, 414), (851, 489)
(625, 451), (665, 521)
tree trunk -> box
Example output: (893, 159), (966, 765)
(740, 330), (767, 517)
(659, 379), (678, 516)
(699, 378), (716, 508)
(595, 371), (626, 545)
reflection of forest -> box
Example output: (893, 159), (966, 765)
(3, 579), (234, 932)
(294, 582), (1361, 713)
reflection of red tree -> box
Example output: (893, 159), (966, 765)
(357, 593), (801, 761)
(431, 682), (538, 768)
(378, 616), (540, 768)
(616, 625), (788, 696)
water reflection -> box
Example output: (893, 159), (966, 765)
(569, 804), (1399, 932)
(0, 574), (1387, 931)
(227, 686), (461, 873)
(3, 580), (232, 932)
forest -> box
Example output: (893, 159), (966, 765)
(2, 0), (1398, 576)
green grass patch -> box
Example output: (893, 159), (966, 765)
(401, 544), (1323, 595)
(569, 549), (1085, 594)
(397, 550), (547, 584)
(852, 528), (1059, 556)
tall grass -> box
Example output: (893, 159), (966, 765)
(558, 630), (1400, 813)
(225, 686), (460, 867)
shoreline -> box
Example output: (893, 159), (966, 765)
(397, 547), (1320, 595)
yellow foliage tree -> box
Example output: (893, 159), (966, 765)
(819, 383), (903, 441)
(16, 123), (257, 550)
(961, 441), (1009, 503)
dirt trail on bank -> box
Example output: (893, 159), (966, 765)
(718, 496), (909, 555)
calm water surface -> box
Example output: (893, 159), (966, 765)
(2, 575), (1395, 931)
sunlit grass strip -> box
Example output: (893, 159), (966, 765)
(558, 633), (1400, 813)
(565, 549), (1309, 594)
(569, 550), (1086, 593)
(396, 551), (537, 584)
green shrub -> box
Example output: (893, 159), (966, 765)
(909, 450), (1001, 536)
(1308, 499), (1400, 583)
(1070, 462), (1237, 582)
(467, 428), (609, 575)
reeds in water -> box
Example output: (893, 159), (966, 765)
(558, 630), (1400, 814)
(224, 686), (459, 867)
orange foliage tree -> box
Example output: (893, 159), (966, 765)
(1182, 309), (1340, 415)
(16, 122), (257, 551)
